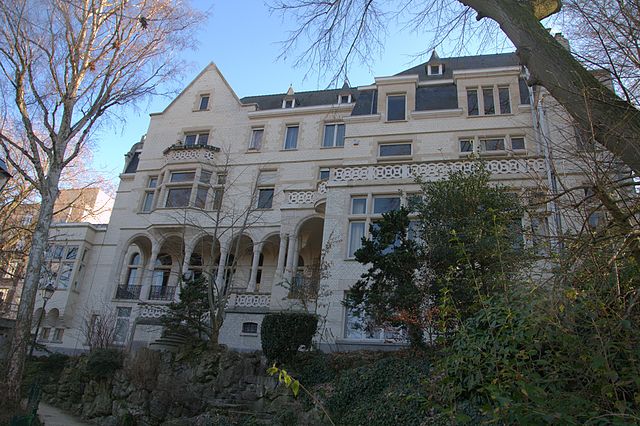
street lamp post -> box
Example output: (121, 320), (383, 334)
(30, 284), (56, 356)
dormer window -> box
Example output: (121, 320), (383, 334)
(339, 94), (351, 104)
(282, 98), (296, 108)
(428, 64), (443, 76)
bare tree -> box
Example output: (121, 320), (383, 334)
(271, 0), (640, 173)
(0, 0), (203, 407)
(79, 304), (119, 351)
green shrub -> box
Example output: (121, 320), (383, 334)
(325, 354), (431, 425)
(85, 348), (123, 380)
(261, 312), (318, 362)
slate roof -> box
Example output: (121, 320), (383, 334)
(240, 88), (359, 111)
(240, 53), (529, 114)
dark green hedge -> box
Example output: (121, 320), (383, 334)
(260, 312), (317, 362)
(85, 348), (123, 380)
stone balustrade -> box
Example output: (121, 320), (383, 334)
(226, 293), (271, 309)
(138, 304), (168, 319)
(163, 144), (221, 164)
(333, 158), (546, 182)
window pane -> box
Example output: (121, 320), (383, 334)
(387, 95), (406, 121)
(65, 246), (79, 260)
(126, 267), (138, 286)
(197, 134), (209, 145)
(242, 322), (258, 334)
(340, 95), (350, 104)
(199, 95), (209, 110)
(430, 65), (440, 75)
(336, 124), (345, 147)
(257, 188), (274, 209)
(195, 187), (208, 209)
(499, 87), (511, 114)
(114, 318), (129, 343)
(467, 89), (478, 116)
(250, 129), (263, 150)
(213, 188), (223, 210)
(351, 198), (367, 214)
(217, 173), (227, 185)
(200, 171), (212, 184)
(373, 197), (401, 214)
(142, 192), (154, 212)
(379, 143), (411, 157)
(511, 137), (525, 150)
(166, 188), (191, 207)
(460, 139), (474, 152)
(481, 138), (505, 151)
(184, 134), (197, 146)
(319, 169), (330, 181)
(58, 263), (73, 289)
(483, 88), (495, 115)
(170, 172), (195, 182)
(323, 124), (335, 147)
(148, 177), (158, 188)
(284, 126), (298, 150)
(52, 245), (64, 260)
(348, 222), (366, 257)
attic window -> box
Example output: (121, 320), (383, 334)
(198, 95), (210, 110)
(428, 64), (443, 76)
(339, 94), (351, 104)
(282, 98), (295, 108)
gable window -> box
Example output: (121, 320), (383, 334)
(379, 143), (412, 158)
(282, 98), (295, 108)
(387, 95), (406, 121)
(249, 128), (264, 150)
(198, 95), (210, 111)
(467, 89), (479, 116)
(499, 87), (511, 114)
(323, 123), (345, 148)
(284, 125), (299, 150)
(184, 133), (209, 146)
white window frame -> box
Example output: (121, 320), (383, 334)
(184, 132), (209, 146)
(338, 94), (352, 104)
(427, 64), (443, 76)
(283, 125), (299, 150)
(249, 128), (264, 151)
(378, 142), (412, 159)
(282, 98), (296, 108)
(198, 94), (210, 111)
(322, 123), (345, 148)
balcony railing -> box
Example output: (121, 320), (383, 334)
(115, 285), (142, 300)
(148, 285), (176, 301)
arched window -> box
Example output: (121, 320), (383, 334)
(125, 253), (141, 287)
(255, 253), (265, 290)
(189, 253), (203, 280)
(152, 254), (172, 287)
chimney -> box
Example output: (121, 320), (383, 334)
(554, 32), (570, 51)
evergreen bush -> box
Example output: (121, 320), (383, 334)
(85, 348), (123, 380)
(260, 312), (318, 362)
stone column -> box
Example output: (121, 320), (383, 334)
(247, 242), (263, 293)
(176, 242), (195, 301)
(140, 245), (160, 302)
(283, 233), (298, 283)
(215, 242), (230, 290)
(274, 234), (288, 283)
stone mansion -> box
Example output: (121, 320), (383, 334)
(27, 49), (594, 354)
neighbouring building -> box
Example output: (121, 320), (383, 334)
(24, 49), (614, 354)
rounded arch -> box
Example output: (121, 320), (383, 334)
(293, 214), (325, 237)
(45, 308), (60, 326)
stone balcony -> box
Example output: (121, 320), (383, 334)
(163, 144), (221, 164)
(225, 293), (271, 310)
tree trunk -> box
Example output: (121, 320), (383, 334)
(460, 0), (640, 173)
(4, 167), (61, 408)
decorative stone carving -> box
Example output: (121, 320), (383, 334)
(138, 304), (167, 319)
(229, 294), (271, 308)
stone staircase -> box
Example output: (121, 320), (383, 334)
(148, 331), (188, 352)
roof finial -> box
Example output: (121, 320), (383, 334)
(428, 50), (440, 64)
(286, 85), (295, 96)
(341, 78), (351, 90)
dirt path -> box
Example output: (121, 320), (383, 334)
(38, 402), (90, 426)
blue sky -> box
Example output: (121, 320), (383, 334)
(92, 1), (512, 181)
